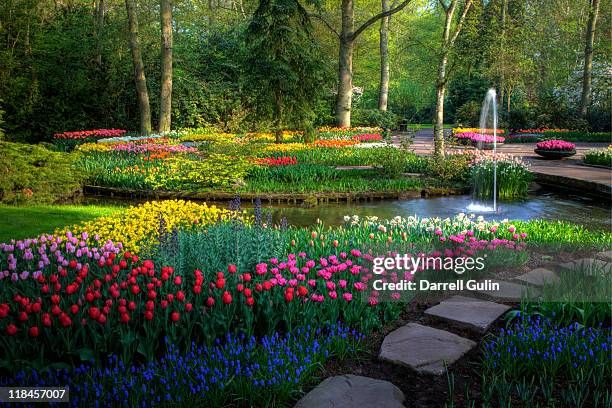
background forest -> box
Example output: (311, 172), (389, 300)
(1, 0), (610, 142)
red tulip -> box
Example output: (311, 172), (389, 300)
(51, 295), (60, 304)
(143, 260), (154, 269)
(206, 297), (215, 307)
(237, 284), (244, 292)
(216, 279), (225, 289)
(120, 313), (130, 323)
(171, 312), (180, 322)
(193, 285), (202, 294)
(185, 303), (193, 312)
(174, 276), (182, 285)
(228, 264), (237, 274)
(146, 300), (154, 311)
(70, 305), (79, 314)
(31, 303), (41, 314)
(144, 311), (153, 321)
(161, 300), (168, 309)
(97, 314), (107, 324)
(128, 301), (136, 311)
(245, 297), (254, 307)
(6, 324), (17, 336)
(176, 291), (185, 302)
(28, 326), (39, 337)
(243, 288), (252, 297)
(297, 286), (308, 297)
(222, 291), (232, 305)
(284, 292), (293, 303)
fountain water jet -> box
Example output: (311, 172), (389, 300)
(466, 88), (498, 213)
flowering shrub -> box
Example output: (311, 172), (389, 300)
(57, 200), (238, 254)
(482, 316), (611, 406)
(352, 133), (382, 142)
(257, 156), (297, 166)
(2, 324), (362, 407)
(536, 140), (576, 151)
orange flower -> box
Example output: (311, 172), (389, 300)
(312, 140), (358, 148)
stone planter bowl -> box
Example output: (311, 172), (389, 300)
(534, 148), (576, 159)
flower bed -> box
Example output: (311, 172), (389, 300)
(584, 146), (612, 168)
(352, 133), (383, 142)
(453, 132), (505, 147)
(2, 323), (363, 407)
(53, 129), (127, 151)
(452, 127), (505, 135)
(256, 156), (298, 166)
(535, 140), (576, 159)
(483, 315), (611, 407)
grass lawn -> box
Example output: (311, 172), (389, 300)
(0, 204), (122, 242)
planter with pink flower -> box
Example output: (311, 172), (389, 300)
(534, 140), (576, 159)
(453, 132), (505, 149)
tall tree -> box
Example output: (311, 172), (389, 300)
(245, 0), (327, 142)
(125, 0), (152, 134)
(159, 0), (173, 131)
(433, 0), (473, 157)
(313, 0), (412, 127)
(378, 0), (398, 111)
(580, 0), (600, 117)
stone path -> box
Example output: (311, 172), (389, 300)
(424, 295), (510, 333)
(294, 375), (405, 408)
(393, 129), (611, 198)
(295, 259), (612, 406)
(378, 323), (476, 375)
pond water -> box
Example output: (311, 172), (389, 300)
(85, 191), (611, 230)
(261, 192), (611, 230)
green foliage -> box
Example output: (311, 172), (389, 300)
(0, 142), (84, 204)
(244, 0), (329, 132)
(426, 153), (473, 183)
(352, 108), (400, 129)
(454, 100), (482, 127)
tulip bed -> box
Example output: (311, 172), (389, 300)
(74, 130), (439, 194)
(0, 200), (611, 405)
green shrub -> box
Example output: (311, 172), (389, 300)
(426, 153), (472, 183)
(352, 108), (399, 129)
(0, 142), (84, 204)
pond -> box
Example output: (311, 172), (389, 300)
(84, 190), (611, 231)
(262, 191), (611, 230)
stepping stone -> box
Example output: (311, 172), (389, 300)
(474, 280), (540, 302)
(378, 323), (476, 376)
(559, 258), (611, 275)
(424, 295), (510, 333)
(294, 375), (405, 408)
(596, 250), (612, 262)
(514, 268), (560, 287)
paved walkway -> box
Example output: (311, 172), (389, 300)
(394, 129), (611, 197)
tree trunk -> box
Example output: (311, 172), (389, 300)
(433, 53), (448, 158)
(125, 0), (151, 135)
(378, 0), (390, 111)
(580, 0), (600, 117)
(336, 0), (354, 127)
(95, 0), (105, 69)
(159, 0), (173, 131)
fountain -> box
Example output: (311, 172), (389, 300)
(467, 88), (498, 213)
